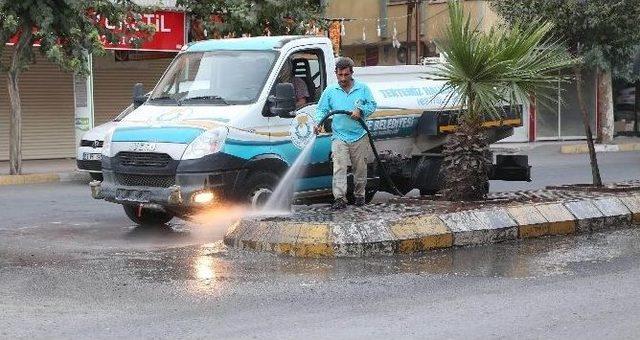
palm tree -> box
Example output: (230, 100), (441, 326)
(433, 1), (577, 201)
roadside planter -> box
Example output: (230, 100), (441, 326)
(224, 186), (640, 258)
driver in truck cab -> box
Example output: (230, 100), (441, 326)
(314, 57), (377, 210)
(276, 59), (310, 109)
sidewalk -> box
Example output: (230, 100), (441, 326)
(492, 136), (640, 154)
(0, 158), (89, 186)
(559, 136), (640, 154)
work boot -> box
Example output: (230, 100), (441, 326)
(331, 198), (347, 211)
(354, 196), (366, 207)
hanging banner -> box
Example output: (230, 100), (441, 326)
(101, 10), (187, 52)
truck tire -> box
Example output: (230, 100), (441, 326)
(414, 156), (443, 196)
(242, 171), (280, 208)
(123, 204), (174, 227)
(90, 172), (103, 181)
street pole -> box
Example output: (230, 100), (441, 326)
(406, 1), (413, 65)
(635, 81), (639, 136)
(415, 0), (421, 64)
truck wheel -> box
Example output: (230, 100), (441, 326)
(90, 172), (103, 181)
(243, 171), (280, 208)
(414, 156), (443, 196)
(123, 204), (174, 227)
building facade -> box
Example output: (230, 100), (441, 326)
(0, 9), (183, 161)
(324, 0), (598, 142)
(0, 1), (606, 163)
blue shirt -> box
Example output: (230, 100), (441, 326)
(315, 79), (377, 143)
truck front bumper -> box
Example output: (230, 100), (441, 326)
(91, 169), (247, 211)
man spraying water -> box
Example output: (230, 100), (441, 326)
(314, 57), (377, 210)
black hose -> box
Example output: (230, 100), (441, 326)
(316, 110), (404, 197)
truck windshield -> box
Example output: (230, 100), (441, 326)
(148, 50), (277, 105)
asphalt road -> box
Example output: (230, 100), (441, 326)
(1, 147), (640, 338)
(490, 145), (640, 192)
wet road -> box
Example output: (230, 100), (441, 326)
(490, 145), (640, 192)
(2, 148), (640, 338)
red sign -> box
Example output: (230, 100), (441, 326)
(102, 11), (186, 52)
(7, 10), (186, 52)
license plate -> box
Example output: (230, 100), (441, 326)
(116, 189), (151, 202)
(82, 153), (102, 161)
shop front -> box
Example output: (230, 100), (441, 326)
(533, 72), (598, 141)
(0, 10), (186, 161)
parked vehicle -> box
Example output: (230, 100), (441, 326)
(77, 104), (134, 181)
(90, 36), (529, 226)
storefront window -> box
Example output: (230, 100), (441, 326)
(560, 71), (596, 138)
(614, 82), (639, 136)
(536, 71), (597, 140)
(535, 83), (560, 139)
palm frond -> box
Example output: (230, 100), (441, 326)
(432, 1), (577, 123)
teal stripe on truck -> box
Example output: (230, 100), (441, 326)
(112, 127), (204, 144)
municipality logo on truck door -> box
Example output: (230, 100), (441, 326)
(290, 113), (315, 149)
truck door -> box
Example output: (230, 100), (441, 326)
(267, 48), (332, 191)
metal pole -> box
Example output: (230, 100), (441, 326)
(406, 2), (413, 65)
(635, 81), (639, 136)
(415, 0), (421, 64)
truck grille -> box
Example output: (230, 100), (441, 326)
(80, 140), (103, 148)
(115, 173), (175, 188)
(116, 152), (172, 167)
(77, 160), (102, 171)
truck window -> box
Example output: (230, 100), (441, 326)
(149, 50), (278, 105)
(272, 49), (326, 108)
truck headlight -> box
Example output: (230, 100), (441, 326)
(182, 127), (228, 160)
(101, 127), (116, 157)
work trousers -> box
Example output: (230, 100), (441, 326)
(331, 136), (370, 200)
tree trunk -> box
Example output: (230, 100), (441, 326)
(574, 67), (603, 186)
(439, 114), (490, 201)
(7, 70), (22, 175)
(597, 68), (614, 143)
(6, 27), (32, 175)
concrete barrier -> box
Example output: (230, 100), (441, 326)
(592, 197), (632, 228)
(440, 208), (517, 246)
(563, 200), (606, 233)
(223, 191), (640, 258)
(507, 204), (550, 238)
(389, 215), (452, 253)
(527, 202), (576, 235)
(0, 172), (89, 186)
(619, 194), (640, 224)
(560, 143), (640, 154)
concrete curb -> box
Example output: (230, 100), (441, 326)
(0, 171), (90, 186)
(560, 143), (640, 154)
(223, 192), (640, 258)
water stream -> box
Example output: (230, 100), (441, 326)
(262, 135), (317, 213)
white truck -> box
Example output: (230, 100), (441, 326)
(90, 35), (529, 226)
(77, 104), (134, 181)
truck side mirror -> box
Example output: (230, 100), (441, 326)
(132, 83), (146, 108)
(267, 83), (296, 118)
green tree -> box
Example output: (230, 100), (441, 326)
(0, 0), (153, 175)
(491, 0), (640, 186)
(434, 1), (576, 201)
(177, 0), (325, 40)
